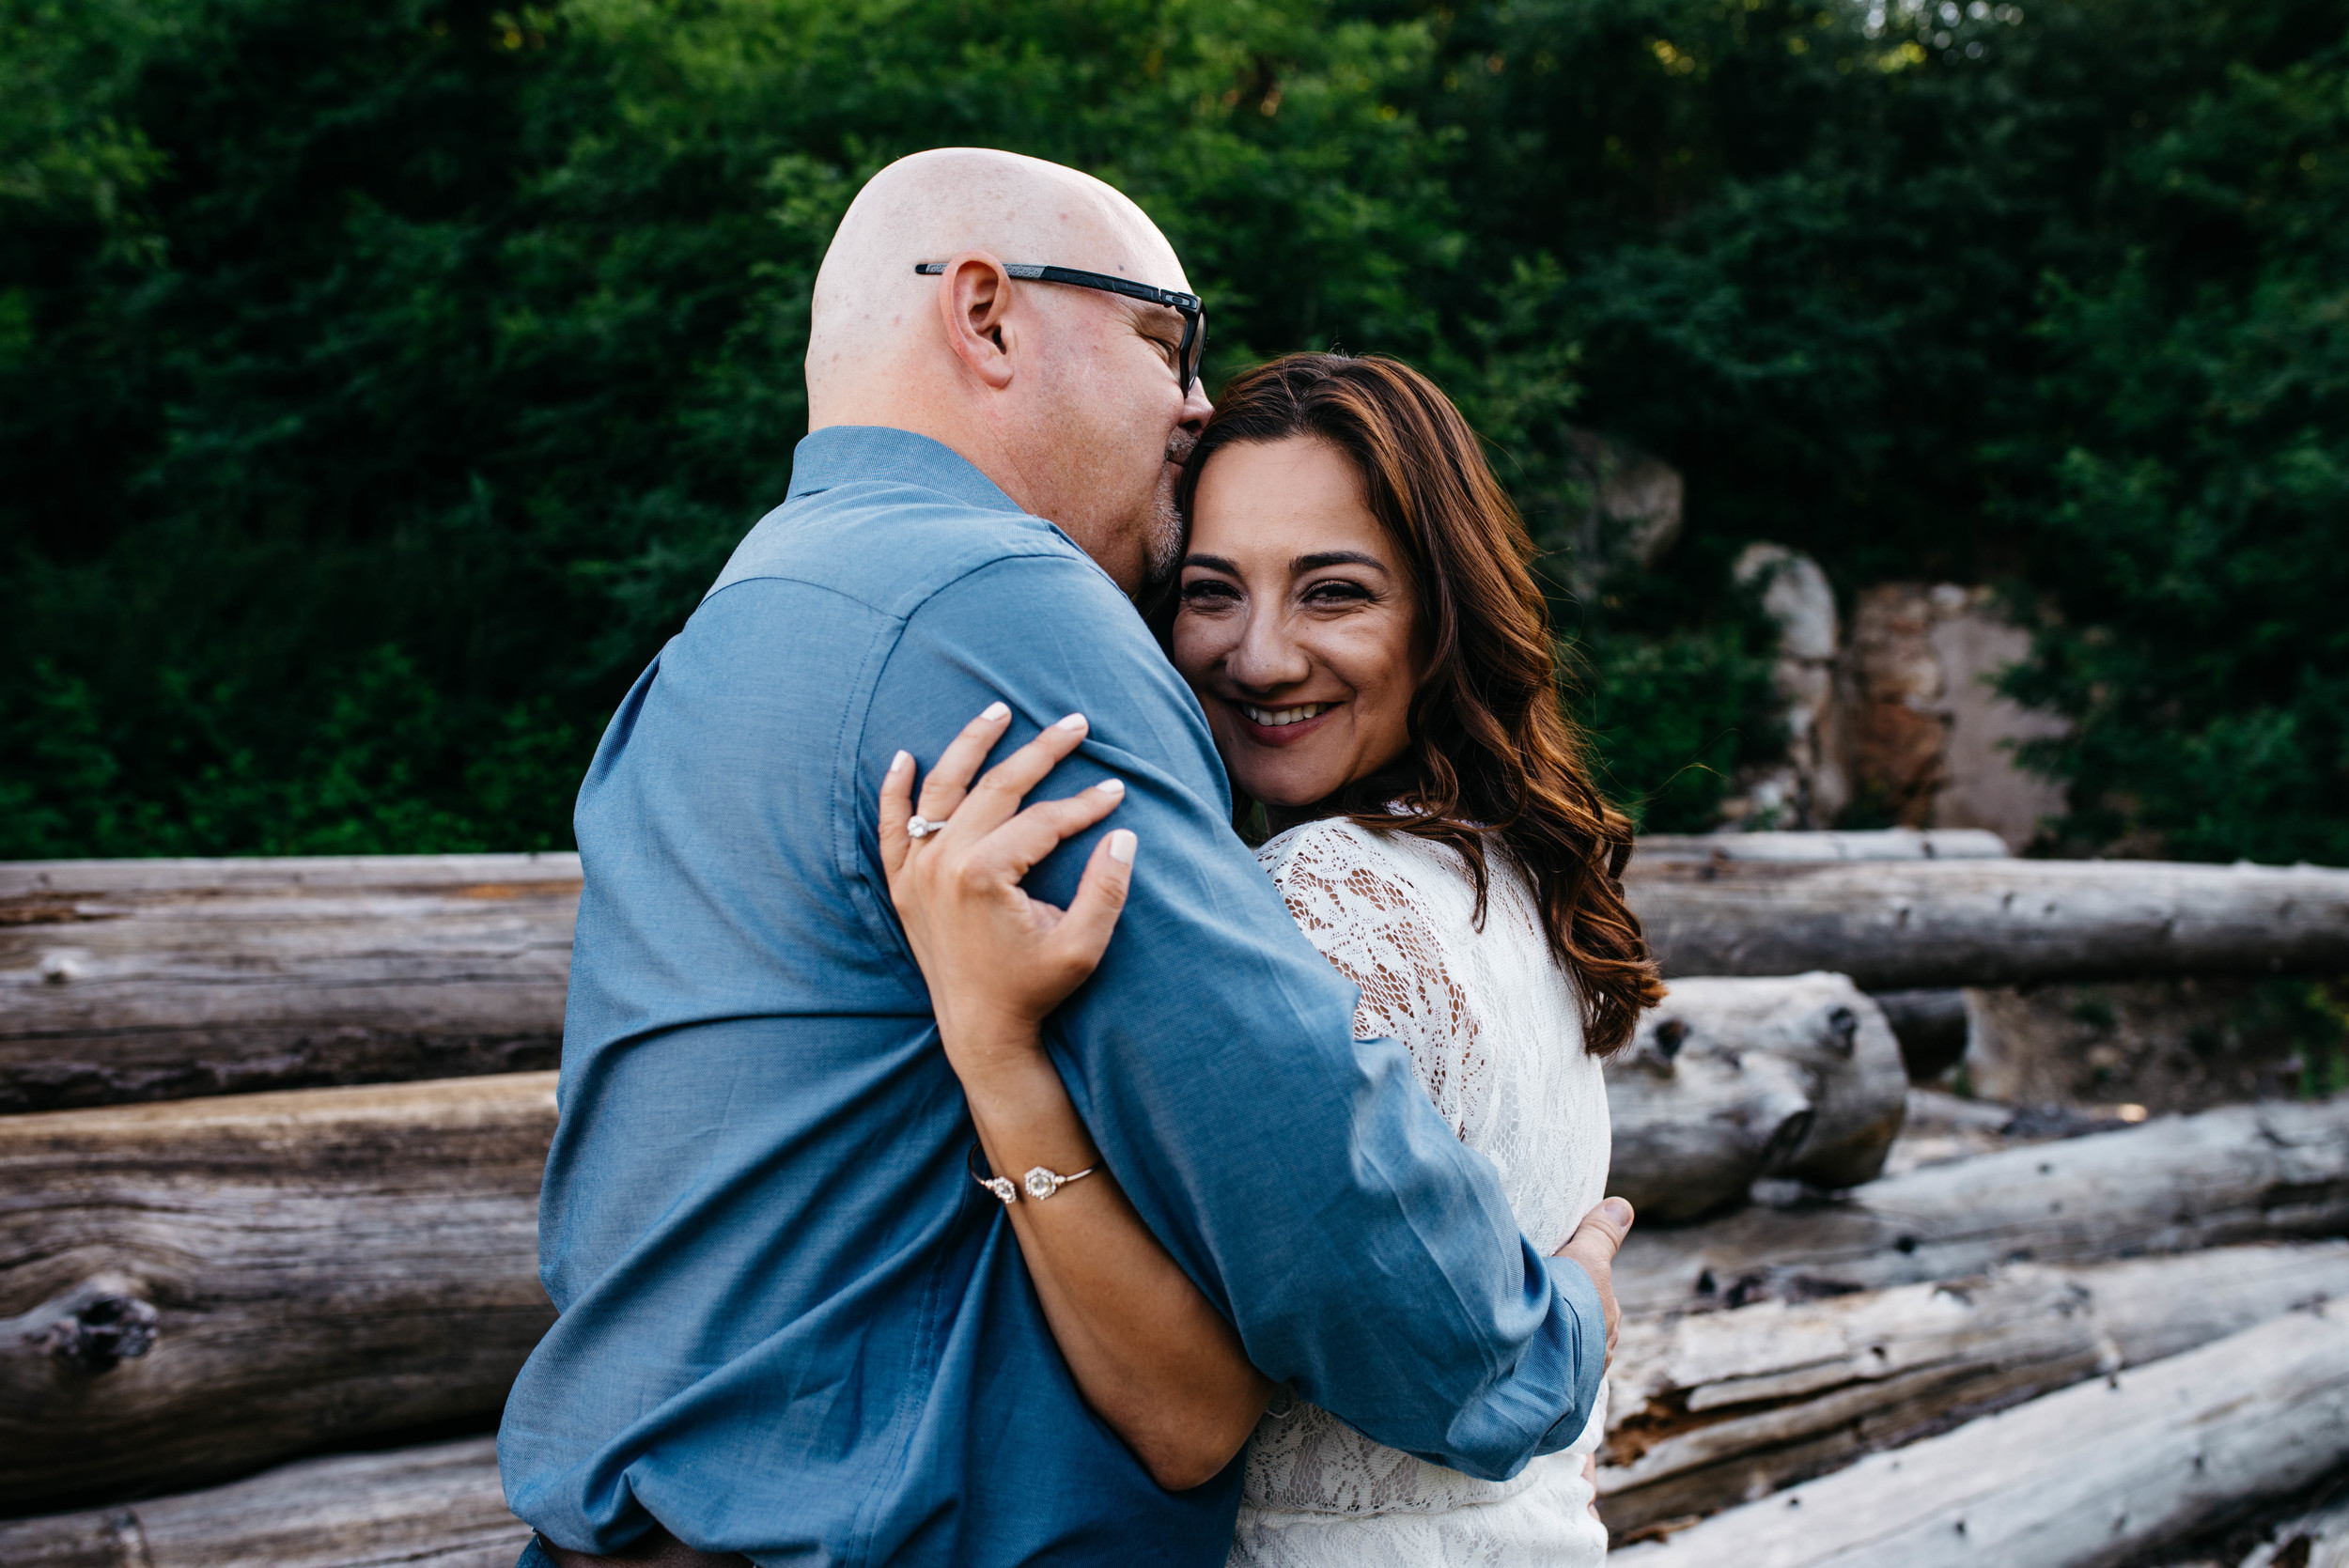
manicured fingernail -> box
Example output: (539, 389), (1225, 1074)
(1108, 830), (1137, 864)
(982, 702), (1010, 722)
(1095, 778), (1125, 797)
(889, 751), (910, 773)
(1055, 712), (1087, 732)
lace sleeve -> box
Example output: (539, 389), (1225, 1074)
(1260, 824), (1489, 1139)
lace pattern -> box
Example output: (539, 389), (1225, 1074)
(1231, 1458), (1609, 1567)
(1229, 819), (1613, 1563)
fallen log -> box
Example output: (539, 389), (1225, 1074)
(0, 854), (577, 1111)
(1606, 975), (1909, 1221)
(12, 846), (2349, 1110)
(1625, 856), (2349, 987)
(1610, 1306), (2349, 1568)
(1612, 1096), (2349, 1317)
(1633, 830), (2010, 863)
(1598, 1241), (2349, 1542)
(0, 1435), (527, 1568)
(0, 1074), (555, 1510)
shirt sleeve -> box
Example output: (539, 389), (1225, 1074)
(857, 551), (1606, 1481)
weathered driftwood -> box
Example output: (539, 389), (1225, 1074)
(0, 1074), (555, 1509)
(14, 845), (2349, 1110)
(0, 1435), (527, 1568)
(1597, 1241), (2349, 1542)
(1633, 830), (2010, 864)
(1625, 856), (2349, 987)
(0, 854), (576, 1112)
(1612, 1097), (2349, 1317)
(1606, 974), (1909, 1221)
(1610, 1306), (2349, 1568)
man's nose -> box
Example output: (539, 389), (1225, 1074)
(1179, 376), (1212, 432)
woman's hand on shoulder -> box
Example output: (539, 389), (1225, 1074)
(879, 702), (1137, 1079)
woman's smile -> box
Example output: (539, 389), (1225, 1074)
(1230, 699), (1344, 746)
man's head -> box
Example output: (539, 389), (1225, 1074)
(807, 148), (1211, 593)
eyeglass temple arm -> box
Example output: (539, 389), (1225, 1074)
(911, 261), (1197, 312)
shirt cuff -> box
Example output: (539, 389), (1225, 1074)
(1430, 1242), (1610, 1480)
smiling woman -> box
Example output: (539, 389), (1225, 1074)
(1175, 436), (1429, 811)
(1168, 352), (1663, 1058)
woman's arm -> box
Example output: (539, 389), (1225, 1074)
(953, 1028), (1277, 1489)
(879, 704), (1277, 1490)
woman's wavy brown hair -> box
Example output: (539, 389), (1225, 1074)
(1169, 352), (1664, 1056)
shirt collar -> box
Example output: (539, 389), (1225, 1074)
(786, 426), (1026, 515)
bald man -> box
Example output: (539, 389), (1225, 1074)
(498, 149), (1610, 1568)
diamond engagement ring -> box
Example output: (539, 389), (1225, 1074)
(907, 814), (948, 840)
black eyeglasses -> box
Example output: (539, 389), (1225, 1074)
(913, 261), (1206, 397)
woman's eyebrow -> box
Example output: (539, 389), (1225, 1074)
(1183, 552), (1242, 574)
(1291, 550), (1390, 575)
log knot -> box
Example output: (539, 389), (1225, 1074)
(1755, 1107), (1817, 1173)
(39, 1292), (159, 1373)
(39, 950), (89, 984)
(1695, 1268), (1868, 1309)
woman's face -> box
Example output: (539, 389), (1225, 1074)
(1172, 435), (1427, 817)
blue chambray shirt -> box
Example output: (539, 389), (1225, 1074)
(497, 427), (1607, 1567)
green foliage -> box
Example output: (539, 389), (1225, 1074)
(0, 648), (581, 858)
(1574, 627), (1784, 832)
(2301, 983), (2349, 1100)
(0, 0), (2341, 861)
(1996, 20), (2349, 863)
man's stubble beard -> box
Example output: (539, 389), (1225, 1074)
(1140, 427), (1198, 594)
(1141, 479), (1184, 591)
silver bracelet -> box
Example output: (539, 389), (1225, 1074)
(968, 1141), (1097, 1207)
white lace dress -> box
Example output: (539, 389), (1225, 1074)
(1230, 818), (1612, 1568)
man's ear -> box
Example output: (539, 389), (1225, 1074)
(933, 253), (1018, 390)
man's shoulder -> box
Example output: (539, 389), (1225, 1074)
(706, 477), (1111, 629)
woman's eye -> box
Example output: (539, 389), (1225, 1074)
(1181, 580), (1240, 607)
(1302, 580), (1373, 606)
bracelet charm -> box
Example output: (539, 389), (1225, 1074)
(968, 1141), (1097, 1206)
(1022, 1164), (1096, 1201)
